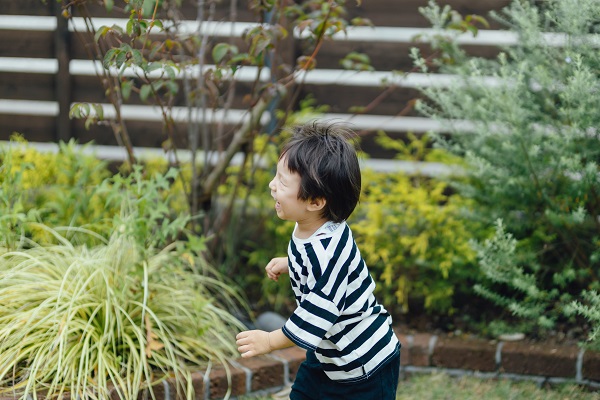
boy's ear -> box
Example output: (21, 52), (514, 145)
(307, 197), (326, 212)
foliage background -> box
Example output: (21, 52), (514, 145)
(414, 0), (600, 341)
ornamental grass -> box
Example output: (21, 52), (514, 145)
(0, 223), (245, 400)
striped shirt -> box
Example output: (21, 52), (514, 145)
(281, 221), (400, 383)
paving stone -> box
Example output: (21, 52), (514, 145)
(236, 355), (285, 392)
(432, 336), (497, 372)
(582, 350), (600, 382)
(272, 346), (307, 382)
(501, 342), (578, 378)
(410, 333), (434, 367)
(207, 363), (247, 399)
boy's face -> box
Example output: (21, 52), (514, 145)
(268, 156), (312, 223)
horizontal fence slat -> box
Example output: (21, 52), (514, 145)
(0, 140), (458, 177)
(3, 15), (588, 48)
(3, 0), (513, 27)
(0, 99), (460, 133)
(0, 56), (504, 89)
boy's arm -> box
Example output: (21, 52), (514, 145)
(236, 328), (294, 358)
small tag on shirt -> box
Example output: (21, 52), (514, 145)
(320, 221), (341, 234)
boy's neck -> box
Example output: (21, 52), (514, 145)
(294, 217), (330, 240)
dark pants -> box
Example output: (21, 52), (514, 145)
(290, 350), (400, 400)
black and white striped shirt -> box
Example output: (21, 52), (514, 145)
(281, 221), (400, 382)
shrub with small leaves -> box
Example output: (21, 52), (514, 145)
(567, 290), (600, 350)
(416, 0), (600, 336)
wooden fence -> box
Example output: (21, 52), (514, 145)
(0, 0), (512, 170)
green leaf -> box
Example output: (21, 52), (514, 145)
(81, 103), (91, 116)
(229, 53), (251, 65)
(126, 19), (134, 36)
(165, 80), (179, 95)
(145, 62), (162, 73)
(94, 26), (110, 43)
(151, 20), (163, 31)
(251, 35), (271, 56)
(121, 80), (133, 101)
(110, 24), (124, 36)
(84, 116), (95, 130)
(350, 17), (373, 27)
(140, 84), (152, 102)
(163, 64), (177, 80)
(105, 0), (114, 12)
(131, 49), (144, 65)
(103, 48), (118, 69)
(212, 43), (230, 64)
(92, 103), (104, 120)
(115, 50), (127, 68)
(69, 103), (81, 119)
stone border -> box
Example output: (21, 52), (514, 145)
(2, 331), (598, 400)
(156, 331), (600, 399)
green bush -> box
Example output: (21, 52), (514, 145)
(416, 0), (600, 337)
(567, 288), (600, 350)
(0, 138), (111, 247)
(0, 141), (246, 399)
(350, 133), (483, 317)
(0, 139), (193, 247)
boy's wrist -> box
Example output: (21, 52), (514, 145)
(267, 331), (272, 352)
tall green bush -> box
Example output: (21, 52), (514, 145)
(416, 0), (600, 337)
(0, 142), (246, 399)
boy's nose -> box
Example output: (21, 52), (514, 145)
(268, 178), (276, 191)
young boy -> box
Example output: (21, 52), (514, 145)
(236, 122), (401, 399)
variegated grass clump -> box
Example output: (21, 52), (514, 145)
(0, 223), (245, 400)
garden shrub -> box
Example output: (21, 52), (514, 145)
(415, 0), (600, 338)
(0, 138), (111, 247)
(350, 133), (483, 317)
(0, 138), (194, 247)
(567, 290), (600, 350)
(0, 140), (247, 398)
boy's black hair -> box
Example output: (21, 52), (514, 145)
(280, 121), (361, 223)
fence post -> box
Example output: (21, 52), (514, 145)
(54, 0), (71, 142)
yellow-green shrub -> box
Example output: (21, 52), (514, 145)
(350, 168), (479, 316)
(0, 138), (112, 245)
(0, 138), (193, 247)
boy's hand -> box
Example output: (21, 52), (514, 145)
(265, 257), (288, 281)
(236, 330), (271, 358)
